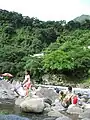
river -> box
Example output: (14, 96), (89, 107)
(0, 99), (80, 120)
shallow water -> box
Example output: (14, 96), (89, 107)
(0, 100), (50, 120)
(0, 100), (80, 120)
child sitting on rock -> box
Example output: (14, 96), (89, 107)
(59, 86), (77, 108)
(59, 91), (66, 101)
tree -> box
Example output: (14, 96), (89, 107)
(43, 30), (90, 78)
(23, 56), (43, 83)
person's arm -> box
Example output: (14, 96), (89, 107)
(23, 75), (28, 85)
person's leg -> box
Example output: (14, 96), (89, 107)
(26, 88), (29, 96)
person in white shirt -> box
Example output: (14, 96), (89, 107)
(23, 70), (31, 96)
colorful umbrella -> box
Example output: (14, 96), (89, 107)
(2, 73), (13, 77)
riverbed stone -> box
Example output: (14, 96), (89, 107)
(44, 102), (51, 112)
(79, 108), (90, 119)
(20, 98), (45, 113)
(35, 87), (58, 102)
(15, 97), (25, 106)
(87, 99), (90, 103)
(55, 116), (72, 120)
(48, 110), (64, 117)
(82, 118), (90, 120)
(51, 99), (66, 111)
(43, 117), (56, 120)
(83, 103), (90, 109)
(0, 114), (30, 120)
(0, 80), (15, 99)
(43, 98), (52, 105)
(67, 104), (83, 114)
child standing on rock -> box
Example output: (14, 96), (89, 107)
(23, 70), (31, 96)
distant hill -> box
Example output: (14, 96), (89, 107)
(73, 14), (90, 23)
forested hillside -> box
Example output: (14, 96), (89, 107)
(73, 14), (90, 23)
(0, 9), (90, 82)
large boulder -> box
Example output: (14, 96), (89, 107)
(15, 97), (25, 106)
(83, 103), (90, 109)
(79, 108), (90, 119)
(20, 98), (45, 113)
(0, 80), (15, 99)
(0, 114), (30, 120)
(35, 87), (58, 102)
(67, 104), (83, 114)
(51, 99), (66, 111)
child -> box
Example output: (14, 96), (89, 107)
(59, 91), (66, 101)
(23, 70), (31, 96)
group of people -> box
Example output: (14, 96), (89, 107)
(59, 86), (78, 108)
(0, 71), (81, 104)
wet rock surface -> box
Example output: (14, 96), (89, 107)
(0, 80), (15, 99)
(0, 114), (30, 120)
(1, 80), (90, 120)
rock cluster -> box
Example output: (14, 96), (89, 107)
(0, 80), (15, 99)
(1, 80), (90, 120)
(15, 86), (90, 120)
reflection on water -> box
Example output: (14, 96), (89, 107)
(0, 100), (79, 120)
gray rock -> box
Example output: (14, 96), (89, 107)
(35, 87), (58, 102)
(44, 102), (51, 108)
(82, 118), (90, 120)
(51, 100), (66, 111)
(44, 107), (51, 112)
(67, 104), (83, 114)
(0, 114), (30, 120)
(55, 116), (72, 120)
(48, 110), (64, 117)
(83, 103), (90, 109)
(15, 97), (25, 106)
(84, 108), (90, 112)
(0, 80), (15, 99)
(87, 99), (90, 103)
(20, 98), (45, 113)
(43, 117), (56, 120)
(79, 108), (90, 119)
(44, 103), (51, 112)
(81, 94), (88, 99)
(43, 98), (52, 105)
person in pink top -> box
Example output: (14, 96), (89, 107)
(23, 70), (31, 96)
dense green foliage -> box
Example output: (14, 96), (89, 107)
(0, 9), (90, 81)
(43, 30), (90, 78)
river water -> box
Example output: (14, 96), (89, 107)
(0, 100), (79, 120)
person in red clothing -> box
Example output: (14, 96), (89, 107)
(72, 95), (78, 104)
(61, 86), (73, 108)
(23, 70), (31, 96)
